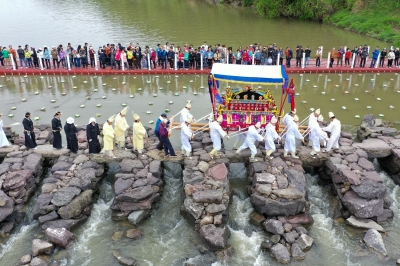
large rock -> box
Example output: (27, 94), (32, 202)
(119, 159), (136, 173)
(0, 190), (14, 223)
(253, 173), (275, 184)
(0, 162), (10, 176)
(264, 219), (284, 235)
(339, 169), (361, 185)
(45, 227), (76, 248)
(199, 224), (230, 251)
(183, 198), (204, 220)
(270, 243), (290, 264)
(32, 239), (54, 256)
(351, 179), (386, 199)
(284, 168), (306, 193)
(291, 243), (305, 260)
(41, 216), (88, 230)
(118, 197), (153, 212)
(346, 216), (384, 232)
(113, 250), (137, 266)
(209, 163), (228, 181)
(38, 210), (59, 224)
(3, 170), (33, 190)
(342, 191), (383, 219)
(192, 190), (223, 203)
(51, 187), (81, 207)
(182, 170), (204, 186)
(358, 157), (375, 171)
(271, 188), (304, 200)
(296, 233), (314, 250)
(73, 154), (89, 164)
(22, 153), (43, 172)
(286, 211), (314, 226)
(197, 161), (209, 173)
(251, 194), (306, 216)
(149, 160), (161, 178)
(205, 203), (226, 214)
(30, 257), (49, 266)
(353, 139), (392, 158)
(114, 178), (134, 195)
(32, 194), (54, 219)
(115, 186), (153, 203)
(51, 161), (72, 172)
(58, 190), (93, 219)
(363, 229), (387, 257)
(128, 209), (151, 226)
(251, 162), (268, 173)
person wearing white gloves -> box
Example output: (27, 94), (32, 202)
(209, 115), (230, 159)
(264, 116), (280, 160)
(284, 115), (304, 158)
(310, 115), (328, 156)
(236, 122), (265, 162)
(322, 112), (341, 152)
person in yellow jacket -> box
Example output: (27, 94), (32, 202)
(114, 107), (129, 149)
(103, 115), (116, 158)
(132, 113), (147, 156)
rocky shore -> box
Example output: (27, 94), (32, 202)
(0, 115), (399, 265)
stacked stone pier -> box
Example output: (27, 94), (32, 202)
(1, 115), (400, 264)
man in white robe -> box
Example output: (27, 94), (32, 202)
(0, 113), (10, 148)
(180, 102), (194, 123)
(132, 114), (147, 155)
(114, 107), (129, 149)
(209, 115), (230, 159)
(284, 115), (304, 158)
(264, 116), (280, 160)
(236, 122), (265, 162)
(233, 126), (247, 150)
(282, 108), (296, 127)
(322, 112), (341, 152)
(181, 117), (193, 158)
(310, 115), (328, 156)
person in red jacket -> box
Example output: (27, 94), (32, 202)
(345, 48), (351, 66)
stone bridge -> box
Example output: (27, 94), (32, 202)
(0, 114), (399, 265)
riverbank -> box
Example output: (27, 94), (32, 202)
(1, 61), (399, 76)
(221, 0), (400, 46)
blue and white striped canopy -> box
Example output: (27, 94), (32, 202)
(210, 63), (288, 85)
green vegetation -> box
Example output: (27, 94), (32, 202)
(253, 0), (400, 46)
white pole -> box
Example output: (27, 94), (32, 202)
(277, 52), (280, 66)
(375, 52), (380, 68)
(327, 52), (331, 68)
(174, 53), (177, 70)
(10, 55), (16, 70)
(38, 54), (44, 70)
(227, 50), (229, 65)
(252, 54), (255, 65)
(351, 52), (356, 69)
(66, 54), (71, 70)
(302, 52), (305, 68)
(366, 46), (370, 66)
(121, 54), (125, 71)
(148, 53), (151, 70)
(94, 53), (98, 70)
(343, 46), (347, 63)
(201, 55), (203, 70)
(320, 46), (323, 59)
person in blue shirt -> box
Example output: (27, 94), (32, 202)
(206, 48), (214, 69)
(159, 48), (167, 69)
(156, 44), (162, 67)
(370, 46), (380, 68)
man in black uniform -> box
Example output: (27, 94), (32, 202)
(23, 112), (37, 150)
(86, 117), (101, 154)
(51, 111), (63, 150)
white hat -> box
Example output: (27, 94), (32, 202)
(89, 117), (96, 124)
(108, 115), (116, 123)
(291, 109), (297, 114)
(317, 115), (324, 122)
(329, 112), (335, 118)
(255, 122), (261, 129)
(293, 115), (299, 122)
(186, 102), (191, 108)
(185, 117), (192, 123)
(270, 116), (278, 124)
(66, 117), (74, 124)
(121, 107), (128, 115)
(315, 108), (320, 115)
(133, 114), (140, 120)
(217, 115), (223, 123)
